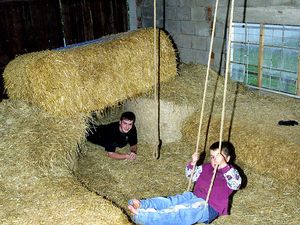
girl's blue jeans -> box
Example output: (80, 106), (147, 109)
(128, 192), (218, 225)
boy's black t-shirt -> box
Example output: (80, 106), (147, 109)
(87, 121), (137, 152)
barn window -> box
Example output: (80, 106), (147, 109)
(230, 23), (300, 96)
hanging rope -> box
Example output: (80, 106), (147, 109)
(187, 0), (235, 204)
(153, 0), (160, 159)
(205, 0), (235, 204)
(187, 0), (221, 192)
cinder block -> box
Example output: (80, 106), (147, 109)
(165, 7), (177, 20)
(173, 34), (192, 48)
(217, 6), (231, 21)
(194, 49), (209, 64)
(176, 6), (191, 20)
(195, 21), (210, 36)
(191, 7), (207, 21)
(215, 21), (226, 38)
(142, 18), (153, 27)
(194, 0), (212, 7)
(157, 0), (164, 6)
(218, 0), (247, 8)
(227, 6), (245, 22)
(156, 19), (164, 28)
(165, 20), (181, 33)
(178, 0), (197, 8)
(166, 0), (179, 7)
(235, 0), (247, 7)
(142, 6), (154, 18)
(218, 0), (230, 8)
(243, 7), (300, 26)
(213, 37), (226, 54)
(156, 5), (164, 20)
(178, 47), (196, 63)
(181, 21), (196, 34)
(142, 0), (153, 7)
(265, 0), (294, 7)
(191, 36), (208, 50)
(142, 0), (164, 7)
(213, 52), (226, 74)
(246, 0), (266, 7)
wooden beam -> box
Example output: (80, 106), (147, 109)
(257, 23), (265, 88)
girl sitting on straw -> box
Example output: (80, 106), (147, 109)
(128, 141), (241, 225)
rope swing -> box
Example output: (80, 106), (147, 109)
(186, 0), (221, 192)
(153, 0), (161, 159)
(186, 0), (235, 206)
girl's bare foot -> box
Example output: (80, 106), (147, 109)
(128, 205), (137, 215)
(131, 199), (141, 209)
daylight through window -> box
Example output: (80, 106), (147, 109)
(230, 23), (300, 96)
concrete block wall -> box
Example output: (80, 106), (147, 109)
(134, 0), (300, 74)
(128, 0), (138, 30)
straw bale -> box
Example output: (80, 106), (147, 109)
(124, 97), (195, 143)
(3, 28), (177, 118)
(0, 99), (131, 224)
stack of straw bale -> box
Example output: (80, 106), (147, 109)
(0, 99), (131, 224)
(1, 28), (177, 224)
(3, 28), (177, 118)
(1, 61), (299, 224)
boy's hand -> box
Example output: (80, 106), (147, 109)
(127, 152), (137, 160)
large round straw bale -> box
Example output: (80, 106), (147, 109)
(125, 97), (195, 143)
(3, 28), (177, 118)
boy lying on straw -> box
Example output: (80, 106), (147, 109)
(86, 111), (137, 160)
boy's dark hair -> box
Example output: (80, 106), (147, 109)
(209, 141), (236, 162)
(120, 111), (136, 123)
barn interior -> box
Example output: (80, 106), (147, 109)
(1, 1), (300, 225)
